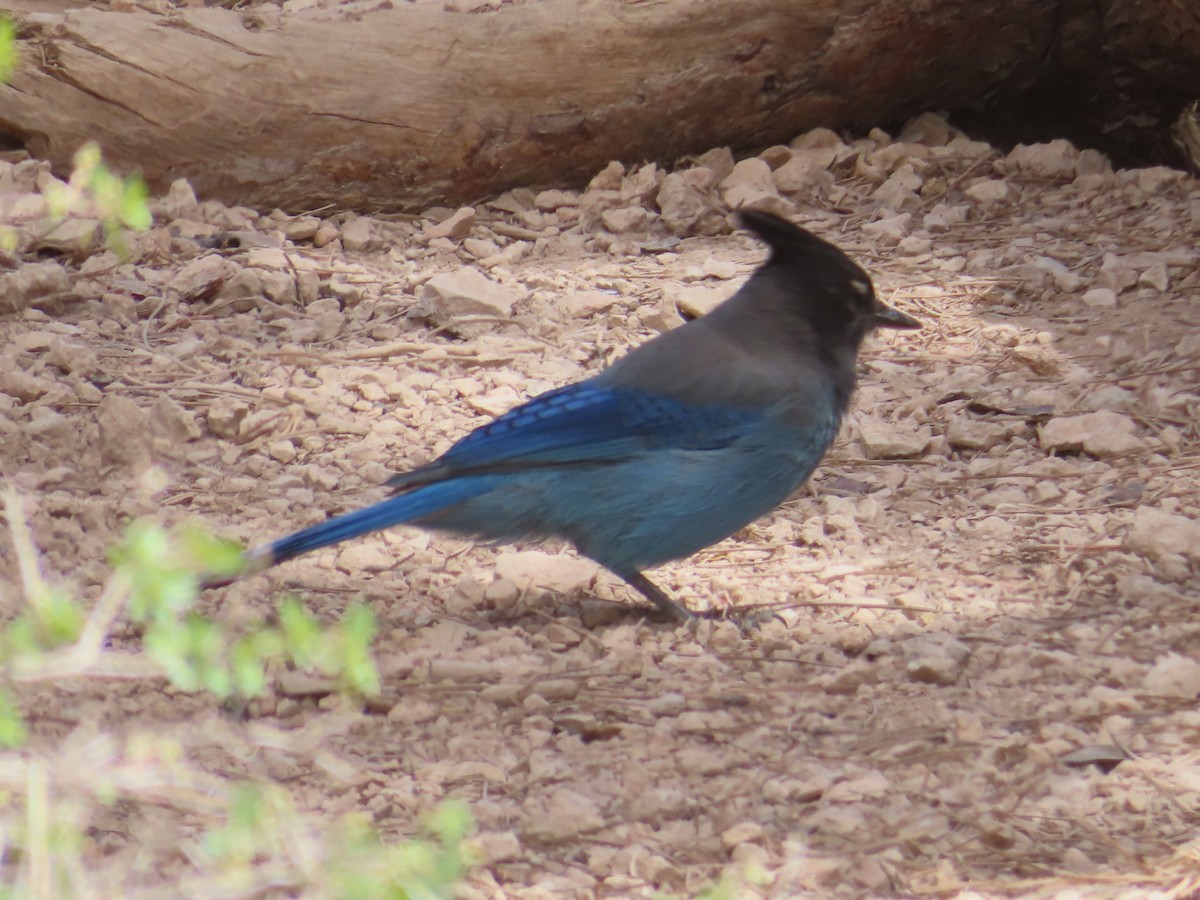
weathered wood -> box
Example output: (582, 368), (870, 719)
(0, 0), (1194, 211)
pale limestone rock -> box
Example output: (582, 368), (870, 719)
(494, 550), (598, 594)
(1125, 508), (1200, 562)
(719, 157), (779, 210)
(903, 633), (970, 685)
(600, 205), (649, 234)
(152, 395), (202, 443)
(1005, 139), (1079, 178)
(858, 416), (930, 458)
(340, 215), (378, 251)
(946, 418), (1007, 451)
(964, 178), (1016, 207)
(1038, 411), (1143, 458)
(421, 267), (519, 320)
(425, 206), (476, 241)
(97, 394), (150, 468)
(1143, 653), (1200, 699)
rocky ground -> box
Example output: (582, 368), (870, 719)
(1, 114), (1199, 897)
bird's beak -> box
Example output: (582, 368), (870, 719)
(873, 303), (921, 330)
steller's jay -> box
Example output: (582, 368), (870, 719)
(209, 210), (919, 620)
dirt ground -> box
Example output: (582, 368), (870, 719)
(2, 118), (1199, 897)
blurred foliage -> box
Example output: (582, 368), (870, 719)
(0, 16), (15, 83)
(42, 141), (152, 254)
(0, 491), (470, 897)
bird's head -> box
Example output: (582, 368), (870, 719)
(738, 209), (920, 348)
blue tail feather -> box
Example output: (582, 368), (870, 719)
(267, 479), (483, 564)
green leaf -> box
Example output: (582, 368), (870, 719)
(0, 18), (16, 84)
(230, 637), (267, 697)
(339, 604), (380, 695)
(120, 177), (152, 230)
(0, 690), (27, 748)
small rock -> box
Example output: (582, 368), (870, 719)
(1099, 253), (1138, 293)
(279, 215), (320, 242)
(1038, 411), (1143, 458)
(1079, 385), (1135, 412)
(772, 150), (835, 193)
(25, 409), (74, 441)
(902, 633), (970, 684)
(425, 206), (476, 241)
(621, 163), (662, 201)
(563, 289), (621, 316)
(34, 218), (104, 256)
(923, 203), (968, 232)
(170, 255), (237, 300)
(206, 398), (249, 440)
(1138, 262), (1170, 292)
(213, 265), (263, 313)
(1081, 287), (1117, 308)
(600, 206), (649, 234)
(587, 161), (625, 192)
(461, 237), (498, 259)
(861, 212), (911, 243)
(1029, 256), (1082, 291)
(327, 275), (365, 307)
(494, 550), (598, 594)
(964, 178), (1016, 207)
(666, 283), (731, 319)
(421, 267), (520, 321)
(241, 247), (291, 270)
(578, 189), (624, 231)
(337, 540), (395, 573)
(720, 821), (766, 850)
(656, 172), (711, 236)
(0, 261), (72, 313)
(1011, 343), (1067, 377)
(0, 370), (53, 402)
(158, 178), (201, 220)
(0, 192), (48, 224)
(101, 292), (137, 322)
(97, 394), (150, 468)
(899, 111), (954, 146)
(462, 385), (520, 417)
(872, 164), (923, 209)
(857, 416), (930, 458)
(483, 577), (521, 611)
(312, 220), (340, 248)
(534, 189), (579, 211)
(824, 659), (879, 694)
(897, 235), (932, 255)
(946, 418), (1007, 451)
(692, 146), (736, 183)
(1125, 508), (1200, 563)
(152, 395), (202, 443)
(340, 216), (378, 251)
(1005, 139), (1078, 179)
(260, 270), (296, 304)
(525, 788), (604, 841)
(757, 145), (794, 169)
(473, 831), (522, 865)
(1143, 653), (1200, 699)
(312, 309), (345, 341)
(46, 337), (97, 376)
(791, 127), (845, 151)
(1075, 148), (1111, 175)
(639, 299), (684, 333)
(719, 157), (781, 210)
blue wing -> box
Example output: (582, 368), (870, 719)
(389, 382), (761, 489)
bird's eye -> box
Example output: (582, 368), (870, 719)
(850, 279), (871, 298)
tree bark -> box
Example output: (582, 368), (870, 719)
(0, 0), (1194, 212)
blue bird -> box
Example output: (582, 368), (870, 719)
(212, 210), (919, 620)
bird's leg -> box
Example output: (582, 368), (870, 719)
(623, 571), (695, 622)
